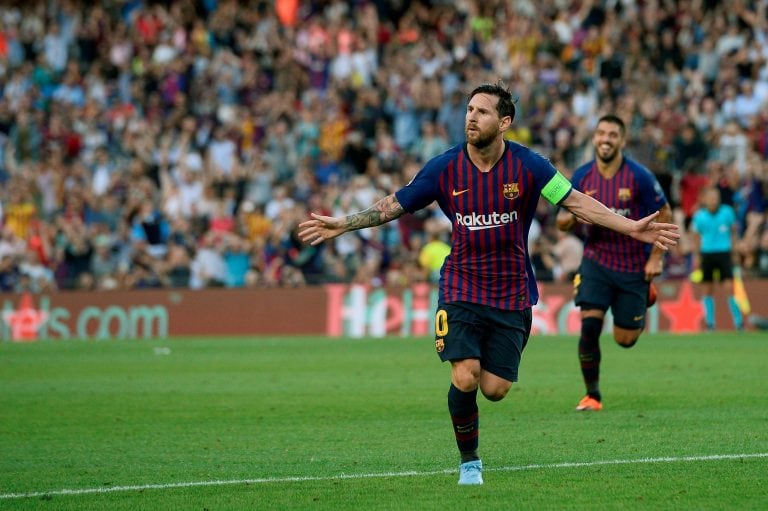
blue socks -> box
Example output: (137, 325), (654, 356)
(703, 295), (715, 329)
(703, 295), (744, 330)
(728, 296), (744, 330)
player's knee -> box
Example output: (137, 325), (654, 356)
(452, 372), (479, 391)
(451, 360), (481, 391)
(481, 382), (511, 401)
(613, 325), (641, 347)
(614, 333), (639, 348)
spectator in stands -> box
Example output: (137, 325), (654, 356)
(409, 120), (450, 164)
(90, 234), (118, 288)
(438, 90), (468, 147)
(551, 228), (584, 283)
(190, 231), (226, 289)
(417, 218), (450, 283)
(222, 233), (251, 288)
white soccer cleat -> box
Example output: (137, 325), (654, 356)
(458, 459), (483, 485)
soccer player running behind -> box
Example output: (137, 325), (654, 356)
(299, 84), (679, 485)
(690, 187), (744, 331)
(556, 115), (673, 412)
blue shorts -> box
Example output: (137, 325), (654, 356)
(574, 258), (649, 330)
(433, 301), (532, 382)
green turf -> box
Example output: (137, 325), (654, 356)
(0, 333), (766, 510)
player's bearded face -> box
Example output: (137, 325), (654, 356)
(465, 94), (502, 149)
(465, 121), (497, 148)
(595, 141), (620, 163)
(593, 124), (624, 163)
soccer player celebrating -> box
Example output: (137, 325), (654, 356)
(556, 115), (673, 412)
(299, 84), (679, 485)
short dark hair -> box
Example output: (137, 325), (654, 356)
(596, 114), (626, 136)
(469, 82), (516, 122)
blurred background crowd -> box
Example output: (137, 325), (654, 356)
(0, 0), (766, 293)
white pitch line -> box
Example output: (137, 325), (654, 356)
(1, 452), (766, 500)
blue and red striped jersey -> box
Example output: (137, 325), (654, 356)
(395, 141), (571, 310)
(570, 156), (667, 272)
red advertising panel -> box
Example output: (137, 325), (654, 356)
(1, 281), (766, 341)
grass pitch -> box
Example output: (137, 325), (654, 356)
(0, 332), (766, 510)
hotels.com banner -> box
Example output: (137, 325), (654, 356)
(0, 281), (765, 341)
(0, 289), (327, 341)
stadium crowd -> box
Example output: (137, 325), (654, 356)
(0, 0), (766, 293)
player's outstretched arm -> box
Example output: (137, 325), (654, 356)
(298, 193), (406, 246)
(628, 210), (680, 250)
(561, 189), (680, 251)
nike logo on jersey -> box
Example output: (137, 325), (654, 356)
(585, 189), (598, 196)
(452, 188), (470, 196)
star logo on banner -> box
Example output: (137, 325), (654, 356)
(2, 293), (48, 342)
(659, 282), (704, 332)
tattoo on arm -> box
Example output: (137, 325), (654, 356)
(344, 194), (405, 230)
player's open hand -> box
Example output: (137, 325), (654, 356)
(629, 211), (680, 251)
(298, 213), (347, 246)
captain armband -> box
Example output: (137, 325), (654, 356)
(541, 171), (572, 205)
